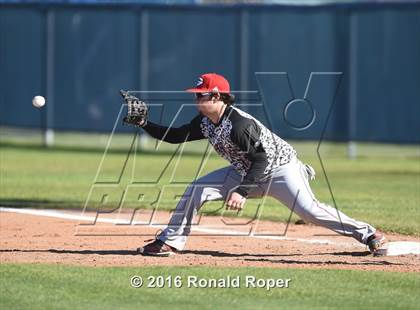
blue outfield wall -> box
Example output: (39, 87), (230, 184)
(0, 3), (419, 143)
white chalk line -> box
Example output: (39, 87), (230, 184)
(0, 207), (364, 248)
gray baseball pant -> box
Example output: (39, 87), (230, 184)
(158, 157), (376, 250)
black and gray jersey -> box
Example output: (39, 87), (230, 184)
(142, 105), (297, 197)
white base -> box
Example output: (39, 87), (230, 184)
(376, 241), (420, 256)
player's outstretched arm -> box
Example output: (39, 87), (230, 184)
(142, 116), (205, 144)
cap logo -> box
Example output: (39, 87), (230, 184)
(196, 77), (204, 87)
(212, 86), (219, 92)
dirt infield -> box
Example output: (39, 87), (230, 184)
(1, 209), (419, 272)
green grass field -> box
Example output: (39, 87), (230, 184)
(1, 132), (419, 235)
(1, 264), (419, 310)
(1, 130), (419, 309)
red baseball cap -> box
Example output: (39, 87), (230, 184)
(186, 73), (230, 94)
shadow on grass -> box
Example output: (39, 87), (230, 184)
(0, 142), (206, 158)
(0, 198), (140, 212)
(0, 199), (275, 222)
(0, 198), (85, 210)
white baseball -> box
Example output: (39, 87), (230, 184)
(32, 96), (46, 108)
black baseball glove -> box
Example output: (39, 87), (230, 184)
(120, 90), (148, 127)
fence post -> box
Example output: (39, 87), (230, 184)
(139, 8), (150, 149)
(239, 8), (249, 110)
(43, 8), (55, 147)
(348, 11), (358, 159)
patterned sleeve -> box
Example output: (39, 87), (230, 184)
(142, 114), (205, 144)
(229, 118), (269, 197)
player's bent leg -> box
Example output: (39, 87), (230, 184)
(138, 166), (242, 255)
(265, 157), (378, 247)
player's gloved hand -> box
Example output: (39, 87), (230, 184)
(226, 191), (246, 211)
(120, 90), (148, 127)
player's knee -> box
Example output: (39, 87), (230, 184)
(184, 184), (220, 207)
(183, 185), (206, 205)
(200, 187), (221, 205)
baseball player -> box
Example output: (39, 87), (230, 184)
(120, 73), (385, 256)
